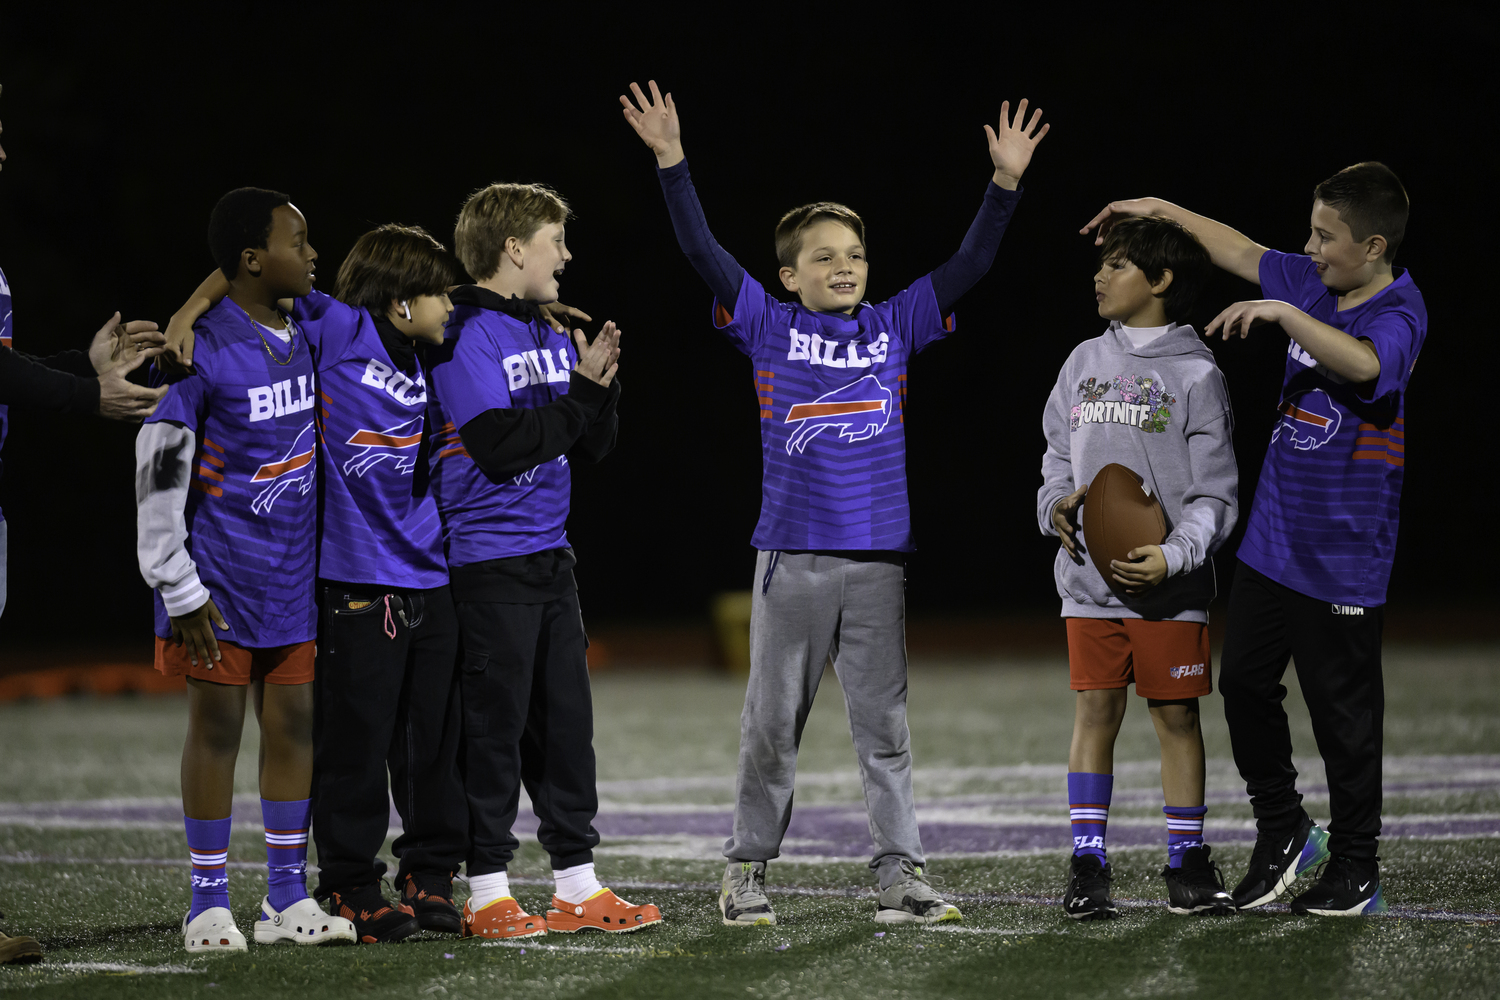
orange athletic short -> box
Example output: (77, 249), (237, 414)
(1066, 617), (1212, 700)
(154, 637), (315, 686)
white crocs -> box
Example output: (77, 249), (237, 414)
(253, 896), (357, 946)
(183, 906), (247, 953)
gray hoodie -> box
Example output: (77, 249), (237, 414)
(1036, 322), (1238, 622)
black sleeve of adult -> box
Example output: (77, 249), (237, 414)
(456, 372), (609, 481)
(569, 377), (620, 465)
(0, 346), (101, 413)
(929, 183), (1024, 315)
(26, 349), (97, 379)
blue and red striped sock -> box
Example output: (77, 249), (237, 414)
(1164, 805), (1208, 868)
(261, 798), (311, 913)
(1067, 772), (1113, 861)
(185, 815), (232, 921)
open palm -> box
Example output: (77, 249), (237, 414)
(621, 80), (681, 161)
(984, 99), (1049, 184)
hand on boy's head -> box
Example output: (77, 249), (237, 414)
(1205, 299), (1284, 340)
(573, 321), (621, 388)
(170, 597), (229, 667)
(87, 312), (165, 376)
(620, 80), (684, 167)
(1052, 484), (1087, 562)
(1080, 199), (1157, 245)
(1110, 545), (1166, 594)
(984, 99), (1049, 189)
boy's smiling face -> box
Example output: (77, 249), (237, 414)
(515, 222), (570, 303)
(249, 203), (317, 297)
(779, 220), (868, 314)
(1304, 199), (1386, 292)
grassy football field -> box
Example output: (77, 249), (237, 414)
(2, 643), (1498, 999)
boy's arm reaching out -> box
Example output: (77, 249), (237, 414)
(1080, 198), (1269, 285)
(621, 80), (745, 307)
(1205, 299), (1383, 383)
(930, 100), (1048, 314)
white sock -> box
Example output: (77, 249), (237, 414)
(467, 871), (511, 911)
(553, 862), (603, 904)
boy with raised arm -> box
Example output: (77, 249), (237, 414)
(1083, 162), (1425, 915)
(137, 187), (354, 952)
(621, 80), (1046, 926)
(1039, 216), (1237, 920)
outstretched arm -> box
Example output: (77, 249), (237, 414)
(1080, 198), (1268, 284)
(1205, 299), (1382, 382)
(931, 100), (1049, 313)
(621, 80), (745, 306)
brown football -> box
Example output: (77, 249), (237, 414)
(1081, 463), (1167, 593)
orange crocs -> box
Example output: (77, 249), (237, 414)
(460, 896), (547, 939)
(546, 889), (663, 934)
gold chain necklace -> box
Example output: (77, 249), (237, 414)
(249, 313), (297, 366)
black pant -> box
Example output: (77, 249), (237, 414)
(457, 591), (599, 875)
(1219, 562), (1385, 859)
(312, 581), (466, 894)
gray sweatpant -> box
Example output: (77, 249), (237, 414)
(724, 550), (924, 888)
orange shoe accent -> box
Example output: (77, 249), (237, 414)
(546, 889), (663, 934)
(460, 897), (547, 940)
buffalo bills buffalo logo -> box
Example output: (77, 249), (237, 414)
(249, 422), (317, 514)
(784, 375), (893, 454)
(342, 416), (424, 477)
(1273, 389), (1341, 451)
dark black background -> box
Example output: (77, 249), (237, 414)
(0, 8), (1490, 649)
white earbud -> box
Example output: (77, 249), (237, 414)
(402, 301), (412, 321)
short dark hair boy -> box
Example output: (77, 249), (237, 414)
(1041, 214), (1237, 920)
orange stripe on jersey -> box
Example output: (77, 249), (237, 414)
(197, 465), (225, 483)
(716, 303), (735, 327)
(1278, 401), (1333, 428)
(200, 452), (225, 468)
(942, 314), (956, 332)
(785, 399), (885, 421)
(756, 370), (774, 378)
(438, 445), (470, 459)
(202, 438), (226, 454)
(1351, 451), (1387, 461)
(250, 451), (314, 481)
(347, 429), (423, 449)
(190, 481), (223, 497)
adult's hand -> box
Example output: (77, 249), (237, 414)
(87, 312), (165, 375)
(97, 349), (168, 421)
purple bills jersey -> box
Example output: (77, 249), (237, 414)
(1236, 250), (1427, 607)
(1, 265), (12, 519)
(425, 305), (575, 566)
(291, 291), (446, 589)
(715, 272), (952, 551)
(146, 298), (319, 646)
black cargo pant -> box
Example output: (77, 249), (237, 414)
(457, 591), (600, 876)
(1219, 562), (1385, 860)
(312, 581), (466, 895)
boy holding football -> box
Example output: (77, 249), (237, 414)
(1038, 216), (1238, 919)
(621, 80), (1046, 925)
(1083, 162), (1424, 915)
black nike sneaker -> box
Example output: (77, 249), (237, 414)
(1230, 811), (1330, 910)
(1162, 845), (1236, 915)
(326, 883), (421, 944)
(397, 870), (462, 934)
(1062, 853), (1118, 921)
(1289, 855), (1386, 916)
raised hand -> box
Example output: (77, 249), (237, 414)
(1079, 198), (1159, 246)
(87, 312), (165, 376)
(984, 99), (1050, 190)
(573, 321), (621, 388)
(620, 80), (684, 168)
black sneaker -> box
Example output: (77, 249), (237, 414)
(327, 884), (421, 944)
(1162, 845), (1236, 915)
(1231, 811), (1330, 910)
(1289, 855), (1386, 916)
(397, 871), (462, 934)
(1062, 853), (1118, 921)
